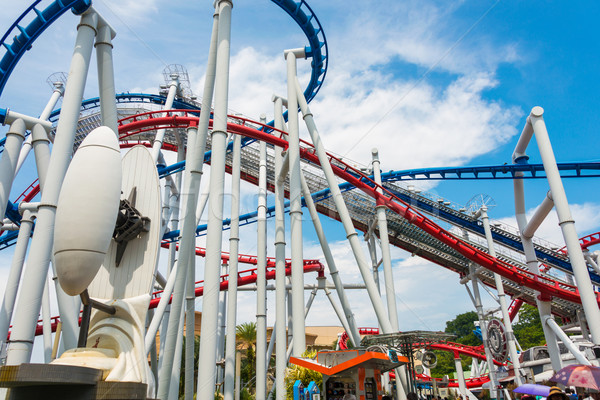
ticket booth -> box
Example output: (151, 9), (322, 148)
(290, 349), (408, 400)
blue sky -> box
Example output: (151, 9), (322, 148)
(0, 0), (599, 351)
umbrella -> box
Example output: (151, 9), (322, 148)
(513, 384), (551, 397)
(551, 364), (600, 390)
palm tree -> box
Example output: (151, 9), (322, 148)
(236, 322), (257, 392)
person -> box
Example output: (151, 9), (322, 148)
(548, 386), (569, 400)
(407, 393), (419, 400)
(343, 394), (356, 400)
(583, 393), (593, 400)
(382, 396), (392, 400)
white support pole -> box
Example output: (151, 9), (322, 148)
(216, 262), (228, 387)
(513, 173), (563, 371)
(0, 119), (25, 220)
(273, 96), (287, 400)
(285, 48), (306, 356)
(41, 275), (52, 363)
(255, 114), (268, 400)
(6, 10), (98, 365)
(293, 78), (393, 334)
(1, 110), (53, 131)
(14, 83), (64, 176)
(168, 303), (186, 400)
(480, 207), (522, 386)
(529, 107), (600, 344)
(0, 208), (34, 352)
(544, 316), (591, 365)
(158, 124), (201, 398)
(371, 149), (400, 331)
(185, 251), (197, 399)
(224, 133), (241, 400)
(31, 124), (51, 192)
(151, 76), (179, 163)
(197, 1), (233, 398)
(454, 352), (467, 397)
(299, 172), (361, 345)
(320, 280), (352, 336)
(522, 191), (554, 239)
(469, 265), (499, 400)
(367, 236), (381, 293)
(95, 22), (118, 134)
(145, 261), (180, 353)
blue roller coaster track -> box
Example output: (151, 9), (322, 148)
(0, 0), (327, 102)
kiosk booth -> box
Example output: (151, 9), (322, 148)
(290, 348), (408, 400)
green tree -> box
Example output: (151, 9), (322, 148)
(444, 311), (480, 346)
(513, 304), (546, 349)
(431, 311), (480, 378)
(284, 350), (322, 400)
(237, 322), (257, 393)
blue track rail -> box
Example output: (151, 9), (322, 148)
(381, 162), (600, 181)
(0, 0), (328, 103)
(271, 0), (328, 102)
(0, 0), (91, 98)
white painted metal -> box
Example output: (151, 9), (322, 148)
(528, 107), (600, 344)
(522, 191), (554, 239)
(285, 49), (306, 356)
(256, 114), (268, 400)
(31, 124), (51, 191)
(224, 133), (242, 400)
(299, 172), (361, 345)
(216, 262), (228, 386)
(14, 83), (63, 176)
(1, 109), (52, 131)
(0, 208), (34, 352)
(158, 127), (199, 398)
(371, 149), (400, 331)
(479, 207), (522, 386)
(151, 76), (179, 163)
(95, 22), (118, 134)
(88, 145), (161, 299)
(41, 276), (52, 363)
(454, 353), (467, 397)
(185, 250), (197, 399)
(513, 173), (563, 370)
(197, 1), (233, 397)
(54, 126), (121, 296)
(544, 316), (591, 365)
(0, 119), (25, 223)
(273, 96), (287, 400)
(6, 10), (98, 365)
(293, 78), (393, 334)
(468, 264), (499, 400)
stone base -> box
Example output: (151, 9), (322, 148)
(0, 364), (151, 400)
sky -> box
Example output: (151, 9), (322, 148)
(0, 0), (599, 360)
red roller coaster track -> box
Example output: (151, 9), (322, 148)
(110, 110), (597, 308)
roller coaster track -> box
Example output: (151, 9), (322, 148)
(100, 111), (595, 319)
(0, 0), (327, 101)
(0, 0), (92, 97)
(1, 105), (596, 320)
(380, 163), (600, 181)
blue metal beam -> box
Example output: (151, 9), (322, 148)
(380, 162), (600, 181)
(0, 0), (92, 98)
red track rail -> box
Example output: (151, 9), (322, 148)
(354, 328), (496, 388)
(19, 260), (323, 339)
(114, 111), (595, 308)
(508, 298), (524, 321)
